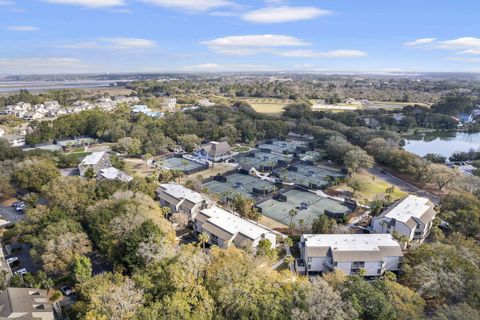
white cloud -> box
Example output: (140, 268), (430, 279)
(62, 37), (157, 50)
(141, 0), (235, 12)
(242, 6), (331, 23)
(446, 57), (480, 63)
(405, 37), (480, 55)
(185, 63), (276, 71)
(44, 0), (125, 8)
(5, 25), (39, 31)
(0, 58), (90, 74)
(403, 38), (437, 47)
(0, 1), (15, 6)
(278, 49), (367, 58)
(202, 34), (310, 55)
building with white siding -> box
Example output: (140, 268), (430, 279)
(298, 234), (403, 277)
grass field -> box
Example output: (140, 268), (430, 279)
(242, 98), (293, 115)
(337, 170), (407, 202)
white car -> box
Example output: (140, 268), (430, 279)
(14, 268), (27, 276)
(15, 204), (26, 212)
(6, 257), (18, 264)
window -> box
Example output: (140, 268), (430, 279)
(307, 257), (312, 263)
(350, 261), (365, 275)
(377, 268), (382, 275)
(333, 262), (338, 267)
(211, 234), (218, 245)
(378, 261), (383, 267)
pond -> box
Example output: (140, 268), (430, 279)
(403, 131), (480, 158)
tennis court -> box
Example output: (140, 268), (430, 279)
(202, 172), (277, 199)
(160, 156), (208, 174)
(275, 163), (345, 189)
(257, 140), (306, 154)
(256, 189), (352, 227)
(236, 151), (291, 171)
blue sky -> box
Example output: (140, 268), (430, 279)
(1, 0), (480, 74)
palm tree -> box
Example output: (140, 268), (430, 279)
(198, 232), (209, 252)
(288, 209), (298, 234)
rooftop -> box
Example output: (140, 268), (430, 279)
(302, 233), (400, 251)
(383, 195), (433, 224)
(159, 183), (204, 204)
(201, 206), (271, 240)
(99, 167), (133, 182)
(80, 151), (107, 166)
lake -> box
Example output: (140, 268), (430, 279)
(404, 131), (480, 158)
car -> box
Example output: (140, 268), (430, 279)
(15, 204), (26, 212)
(6, 257), (18, 264)
(60, 286), (73, 296)
(11, 201), (23, 208)
(14, 268), (27, 276)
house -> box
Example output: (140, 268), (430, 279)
(193, 141), (232, 162)
(297, 234), (403, 277)
(197, 99), (215, 107)
(131, 105), (164, 118)
(3, 134), (26, 147)
(164, 98), (177, 112)
(78, 151), (111, 176)
(97, 167), (133, 182)
(194, 205), (276, 250)
(56, 137), (97, 149)
(371, 195), (436, 243)
(0, 287), (55, 320)
(459, 113), (474, 124)
(156, 183), (207, 218)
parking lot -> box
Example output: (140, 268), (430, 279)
(0, 204), (26, 225)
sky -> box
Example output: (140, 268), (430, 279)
(1, 0), (480, 74)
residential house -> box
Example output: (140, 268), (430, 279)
(459, 112), (474, 124)
(78, 151), (111, 176)
(97, 167), (133, 182)
(297, 234), (403, 277)
(193, 141), (232, 162)
(156, 183), (207, 218)
(371, 195), (436, 243)
(164, 98), (177, 112)
(194, 205), (276, 250)
(56, 137), (97, 150)
(131, 105), (164, 118)
(3, 134), (26, 147)
(0, 287), (55, 320)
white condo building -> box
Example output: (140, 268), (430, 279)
(298, 234), (403, 277)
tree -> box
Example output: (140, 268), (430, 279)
(116, 137), (142, 156)
(84, 166), (96, 179)
(344, 148), (374, 175)
(347, 174), (368, 197)
(288, 208), (298, 234)
(291, 278), (358, 320)
(428, 164), (458, 191)
(256, 239), (277, 261)
(198, 232), (209, 251)
(312, 215), (337, 234)
(325, 136), (356, 163)
(433, 303), (480, 320)
(72, 255), (92, 284)
(177, 134), (201, 153)
(13, 159), (60, 192)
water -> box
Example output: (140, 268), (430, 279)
(404, 131), (480, 158)
(0, 80), (113, 93)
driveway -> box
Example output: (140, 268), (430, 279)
(369, 167), (441, 204)
(0, 205), (26, 225)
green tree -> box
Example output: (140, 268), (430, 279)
(13, 159), (60, 192)
(312, 215), (337, 234)
(73, 255), (92, 284)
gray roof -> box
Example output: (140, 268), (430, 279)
(199, 141), (231, 157)
(0, 288), (54, 320)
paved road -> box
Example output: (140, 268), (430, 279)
(0, 205), (26, 225)
(369, 167), (441, 204)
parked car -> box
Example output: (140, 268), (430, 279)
(60, 286), (73, 296)
(15, 204), (26, 212)
(11, 201), (23, 208)
(6, 257), (18, 265)
(14, 268), (27, 276)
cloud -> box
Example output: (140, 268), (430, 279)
(5, 25), (39, 31)
(446, 57), (480, 63)
(202, 34), (310, 54)
(0, 57), (90, 74)
(403, 38), (437, 47)
(0, 0), (15, 6)
(277, 49), (367, 58)
(185, 63), (276, 71)
(242, 6), (331, 23)
(62, 37), (157, 50)
(44, 0), (125, 8)
(140, 0), (235, 12)
(405, 37), (480, 55)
